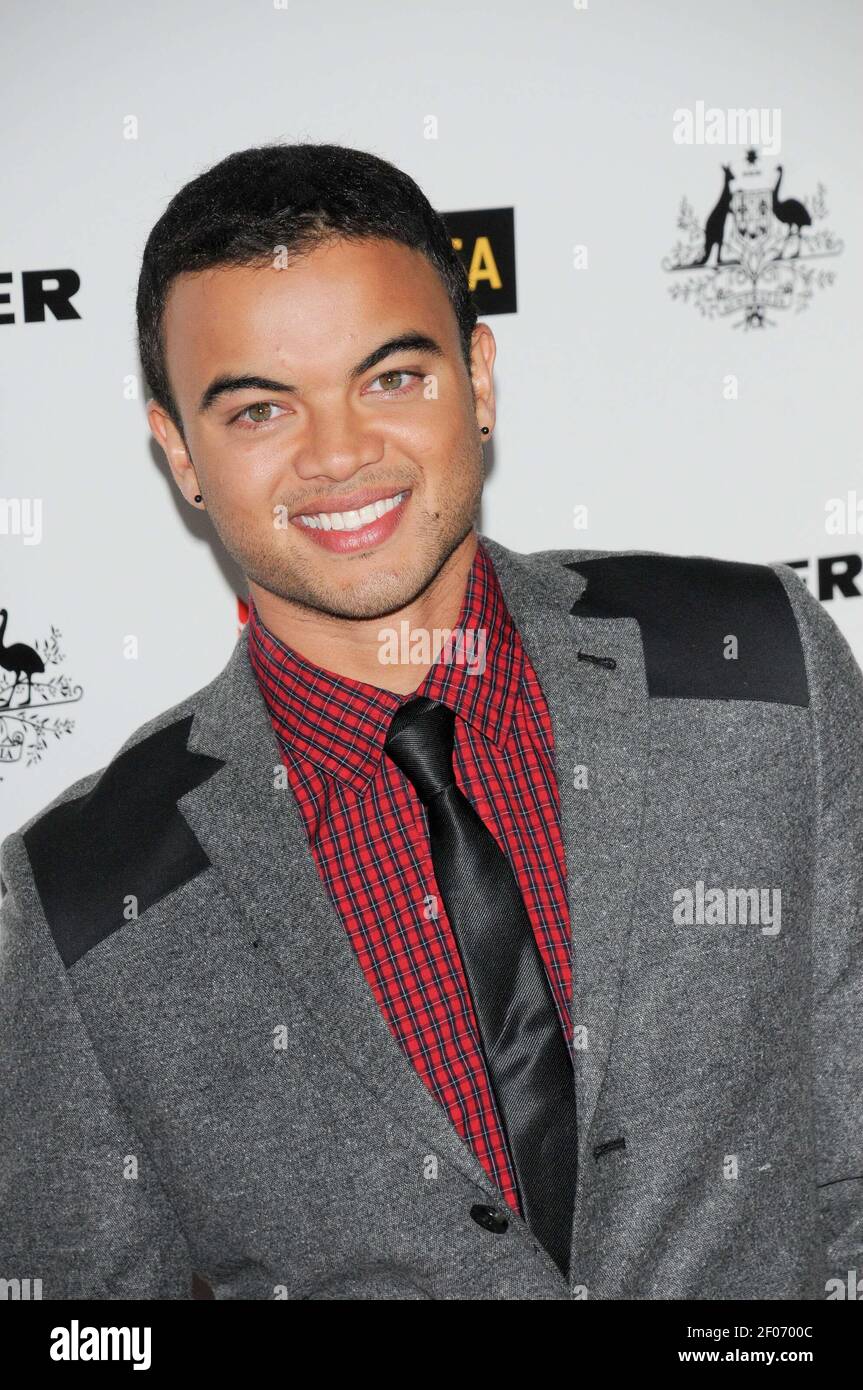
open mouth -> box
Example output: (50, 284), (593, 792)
(290, 489), (412, 553)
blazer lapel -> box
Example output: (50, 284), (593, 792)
(176, 629), (510, 1211)
(479, 536), (651, 1166)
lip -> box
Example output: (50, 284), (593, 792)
(290, 489), (412, 554)
(290, 486), (411, 521)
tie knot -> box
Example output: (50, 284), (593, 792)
(383, 696), (456, 805)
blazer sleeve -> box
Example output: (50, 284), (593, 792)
(0, 828), (194, 1300)
(773, 564), (863, 1294)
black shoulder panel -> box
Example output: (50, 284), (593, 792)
(566, 555), (809, 706)
(23, 715), (225, 968)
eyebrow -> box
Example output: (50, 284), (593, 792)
(196, 332), (445, 415)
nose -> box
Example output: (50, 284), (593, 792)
(294, 403), (384, 482)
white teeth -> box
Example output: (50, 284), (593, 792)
(298, 491), (407, 530)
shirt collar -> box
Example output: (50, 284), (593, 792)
(246, 535), (525, 795)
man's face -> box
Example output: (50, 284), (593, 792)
(151, 236), (495, 621)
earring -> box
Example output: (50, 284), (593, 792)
(194, 494), (202, 503)
(481, 426), (490, 435)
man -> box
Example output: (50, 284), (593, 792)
(1, 143), (861, 1301)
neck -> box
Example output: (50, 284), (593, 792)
(249, 529), (479, 695)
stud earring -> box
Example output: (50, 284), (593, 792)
(481, 426), (490, 435)
(194, 494), (203, 503)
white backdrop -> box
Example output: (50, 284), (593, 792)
(2, 0), (861, 836)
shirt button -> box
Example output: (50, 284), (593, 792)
(470, 1203), (510, 1234)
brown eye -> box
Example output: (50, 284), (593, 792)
(368, 369), (418, 393)
(233, 401), (287, 429)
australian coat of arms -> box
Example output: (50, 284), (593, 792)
(0, 610), (81, 773)
(663, 150), (843, 328)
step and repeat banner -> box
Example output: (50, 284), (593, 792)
(2, 0), (861, 836)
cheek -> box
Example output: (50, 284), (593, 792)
(206, 436), (285, 500)
(395, 403), (469, 463)
(388, 382), (471, 440)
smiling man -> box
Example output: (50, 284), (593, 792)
(1, 143), (861, 1302)
(148, 231), (490, 693)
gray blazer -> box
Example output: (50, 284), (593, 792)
(1, 534), (861, 1300)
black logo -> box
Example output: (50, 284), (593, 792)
(0, 610), (81, 773)
(442, 208), (517, 315)
(663, 150), (842, 328)
(0, 270), (81, 324)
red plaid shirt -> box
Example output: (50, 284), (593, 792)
(246, 535), (573, 1215)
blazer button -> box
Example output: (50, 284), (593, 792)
(470, 1203), (509, 1234)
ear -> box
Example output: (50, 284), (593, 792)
(147, 399), (201, 507)
(469, 323), (497, 437)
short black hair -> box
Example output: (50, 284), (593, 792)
(136, 142), (478, 433)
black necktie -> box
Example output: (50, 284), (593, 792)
(383, 695), (578, 1279)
